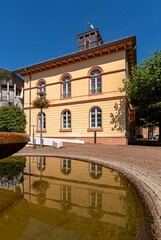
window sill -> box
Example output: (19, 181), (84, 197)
(87, 128), (103, 132)
(36, 129), (47, 133)
(89, 92), (102, 96)
(61, 96), (72, 100)
(59, 128), (72, 132)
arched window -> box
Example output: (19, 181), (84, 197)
(60, 185), (72, 211)
(61, 75), (71, 98)
(90, 107), (102, 128)
(38, 112), (46, 130)
(89, 163), (102, 179)
(85, 40), (90, 50)
(89, 68), (102, 94)
(37, 79), (46, 98)
(61, 158), (71, 175)
(37, 156), (46, 171)
(62, 110), (71, 129)
(88, 190), (103, 219)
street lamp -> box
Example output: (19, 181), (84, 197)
(24, 68), (32, 136)
(32, 91), (49, 147)
(40, 106), (43, 147)
(37, 91), (46, 147)
(31, 125), (36, 148)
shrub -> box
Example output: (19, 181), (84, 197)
(0, 105), (26, 133)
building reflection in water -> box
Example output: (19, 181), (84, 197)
(90, 163), (102, 179)
(0, 156), (153, 240)
(89, 190), (103, 219)
(60, 185), (72, 211)
(61, 158), (71, 175)
(37, 156), (46, 172)
(24, 156), (126, 227)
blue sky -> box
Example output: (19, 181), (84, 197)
(0, 0), (161, 71)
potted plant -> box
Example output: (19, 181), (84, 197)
(32, 97), (50, 108)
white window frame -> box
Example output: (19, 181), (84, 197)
(61, 158), (71, 174)
(37, 156), (46, 171)
(62, 110), (71, 129)
(90, 163), (102, 177)
(38, 80), (46, 93)
(90, 107), (102, 128)
(62, 76), (71, 98)
(38, 112), (46, 130)
(90, 69), (102, 94)
(89, 190), (102, 208)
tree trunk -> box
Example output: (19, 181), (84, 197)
(159, 121), (161, 142)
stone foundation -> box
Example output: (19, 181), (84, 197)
(45, 136), (127, 145)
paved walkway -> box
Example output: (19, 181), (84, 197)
(15, 143), (161, 240)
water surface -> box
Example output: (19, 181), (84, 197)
(0, 156), (154, 240)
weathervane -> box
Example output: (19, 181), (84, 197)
(87, 22), (95, 30)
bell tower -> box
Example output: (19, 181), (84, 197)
(77, 27), (103, 51)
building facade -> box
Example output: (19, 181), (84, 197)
(0, 68), (24, 108)
(15, 29), (136, 145)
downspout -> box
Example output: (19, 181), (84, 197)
(24, 69), (32, 137)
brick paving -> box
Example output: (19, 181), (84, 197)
(15, 143), (161, 240)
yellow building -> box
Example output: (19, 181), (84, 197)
(15, 28), (136, 145)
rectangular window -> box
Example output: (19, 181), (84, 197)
(38, 113), (46, 130)
(90, 107), (102, 128)
(90, 77), (101, 94)
(62, 111), (71, 129)
(62, 83), (71, 98)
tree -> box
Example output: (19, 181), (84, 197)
(0, 105), (26, 133)
(123, 50), (161, 142)
(0, 68), (12, 81)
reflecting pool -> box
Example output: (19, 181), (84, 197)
(0, 156), (154, 240)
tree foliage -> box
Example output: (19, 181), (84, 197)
(0, 156), (26, 179)
(0, 105), (26, 133)
(0, 68), (12, 81)
(123, 50), (161, 141)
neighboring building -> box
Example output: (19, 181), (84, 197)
(15, 28), (136, 145)
(0, 68), (24, 108)
(137, 126), (159, 139)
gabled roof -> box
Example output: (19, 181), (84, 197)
(14, 36), (136, 77)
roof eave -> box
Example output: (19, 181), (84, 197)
(14, 36), (136, 77)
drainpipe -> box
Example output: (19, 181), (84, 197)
(24, 69), (32, 137)
(29, 73), (31, 136)
(94, 131), (97, 144)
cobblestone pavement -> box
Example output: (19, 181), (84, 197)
(15, 143), (161, 240)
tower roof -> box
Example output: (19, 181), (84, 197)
(77, 28), (103, 51)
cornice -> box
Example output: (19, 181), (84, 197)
(24, 95), (126, 110)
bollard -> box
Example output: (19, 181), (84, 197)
(33, 139), (36, 149)
(94, 131), (97, 144)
